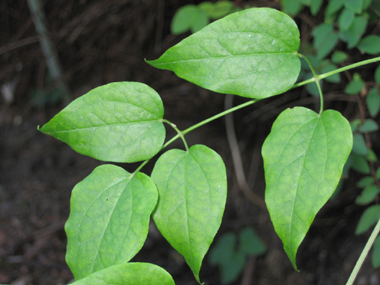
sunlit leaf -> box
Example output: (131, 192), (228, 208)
(147, 8), (301, 99)
(71, 263), (175, 285)
(39, 82), (165, 163)
(262, 107), (352, 269)
(65, 165), (158, 280)
(151, 145), (227, 283)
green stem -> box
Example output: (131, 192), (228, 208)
(297, 53), (324, 113)
(346, 217), (380, 285)
(163, 119), (189, 152)
(163, 99), (260, 149)
(294, 56), (380, 89)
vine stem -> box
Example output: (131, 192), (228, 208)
(346, 217), (380, 285)
(162, 119), (189, 152)
(297, 53), (324, 113)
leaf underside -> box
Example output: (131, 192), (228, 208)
(65, 164), (158, 280)
(151, 145), (227, 283)
(147, 8), (301, 99)
(262, 107), (352, 269)
(71, 263), (175, 285)
(39, 82), (165, 163)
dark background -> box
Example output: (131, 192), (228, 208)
(0, 0), (379, 284)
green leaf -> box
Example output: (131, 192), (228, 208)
(367, 88), (380, 117)
(331, 51), (348, 63)
(338, 8), (355, 31)
(281, 0), (304, 16)
(326, 0), (345, 16)
(262, 107), (352, 269)
(367, 148), (378, 162)
(352, 133), (368, 155)
(375, 66), (380, 84)
(209, 233), (245, 284)
(358, 35), (380, 54)
(372, 236), (380, 268)
(359, 119), (379, 133)
(39, 82), (165, 163)
(356, 176), (374, 187)
(345, 73), (365, 95)
(310, 0), (323, 15)
(355, 185), (380, 205)
(322, 63), (340, 83)
(363, 0), (373, 10)
(351, 153), (370, 174)
(239, 227), (267, 256)
(171, 5), (201, 35)
(65, 165), (158, 280)
(350, 118), (361, 132)
(209, 1), (234, 19)
(191, 10), (209, 33)
(377, 167), (380, 179)
(339, 15), (368, 48)
(71, 263), (175, 285)
(151, 145), (227, 283)
(344, 0), (363, 13)
(147, 8), (301, 99)
(312, 23), (339, 59)
(355, 205), (380, 234)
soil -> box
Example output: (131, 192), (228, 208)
(1, 0), (380, 284)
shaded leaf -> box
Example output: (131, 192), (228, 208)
(39, 82), (165, 163)
(372, 236), (380, 268)
(147, 8), (301, 99)
(338, 8), (355, 31)
(351, 153), (370, 174)
(367, 88), (380, 117)
(375, 66), (380, 84)
(355, 205), (380, 235)
(352, 133), (368, 155)
(171, 5), (201, 35)
(208, 1), (235, 19)
(322, 63), (340, 83)
(325, 0), (345, 16)
(359, 119), (379, 133)
(65, 165), (158, 280)
(71, 263), (175, 285)
(350, 118), (361, 132)
(310, 0), (323, 15)
(367, 148), (378, 162)
(331, 51), (348, 63)
(209, 233), (245, 284)
(344, 0), (363, 13)
(312, 23), (339, 59)
(239, 227), (267, 256)
(355, 185), (380, 205)
(345, 73), (365, 95)
(152, 145), (227, 283)
(339, 15), (368, 48)
(262, 107), (352, 269)
(356, 176), (374, 187)
(191, 10), (209, 33)
(281, 0), (304, 16)
(358, 35), (380, 55)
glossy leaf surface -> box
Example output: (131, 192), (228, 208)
(262, 107), (352, 269)
(147, 8), (300, 99)
(39, 82), (165, 163)
(151, 145), (227, 283)
(65, 165), (158, 280)
(72, 263), (175, 285)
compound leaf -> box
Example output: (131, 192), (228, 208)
(71, 263), (175, 285)
(262, 107), (352, 269)
(151, 145), (227, 283)
(147, 8), (301, 99)
(39, 82), (165, 163)
(65, 165), (158, 280)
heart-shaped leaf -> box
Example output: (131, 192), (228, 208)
(151, 145), (227, 283)
(71, 263), (175, 285)
(262, 107), (352, 269)
(39, 82), (165, 163)
(65, 164), (158, 280)
(147, 8), (300, 99)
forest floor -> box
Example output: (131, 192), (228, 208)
(0, 0), (379, 284)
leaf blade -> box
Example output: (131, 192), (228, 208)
(39, 82), (165, 163)
(262, 107), (352, 269)
(65, 165), (158, 280)
(147, 8), (301, 99)
(151, 145), (227, 283)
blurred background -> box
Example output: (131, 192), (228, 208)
(1, 0), (380, 284)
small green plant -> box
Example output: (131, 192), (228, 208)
(38, 7), (380, 285)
